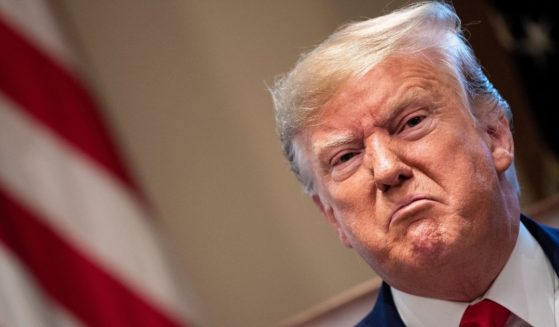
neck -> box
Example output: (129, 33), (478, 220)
(439, 225), (519, 302)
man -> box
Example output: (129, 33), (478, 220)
(270, 2), (559, 326)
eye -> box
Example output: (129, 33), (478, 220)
(332, 151), (359, 167)
(329, 149), (362, 180)
(338, 152), (356, 164)
(406, 116), (423, 128)
(400, 115), (425, 132)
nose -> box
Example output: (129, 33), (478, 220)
(367, 135), (412, 192)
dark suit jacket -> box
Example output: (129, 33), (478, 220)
(356, 215), (559, 326)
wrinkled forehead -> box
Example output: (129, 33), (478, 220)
(307, 54), (468, 127)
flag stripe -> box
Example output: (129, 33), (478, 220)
(0, 94), (189, 324)
(0, 188), (183, 327)
(0, 16), (135, 190)
(0, 243), (83, 327)
(0, 2), (195, 325)
(0, 0), (74, 67)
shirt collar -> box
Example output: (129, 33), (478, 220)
(392, 222), (556, 327)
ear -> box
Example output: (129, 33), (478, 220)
(312, 195), (352, 248)
(487, 113), (514, 174)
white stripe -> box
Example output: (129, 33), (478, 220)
(0, 243), (83, 327)
(0, 94), (194, 324)
(0, 0), (75, 67)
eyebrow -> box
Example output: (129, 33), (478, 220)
(312, 133), (356, 157)
(310, 89), (433, 157)
(380, 88), (432, 127)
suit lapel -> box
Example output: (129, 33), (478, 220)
(356, 281), (404, 326)
(358, 215), (559, 326)
(520, 214), (559, 275)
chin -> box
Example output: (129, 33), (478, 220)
(403, 218), (449, 266)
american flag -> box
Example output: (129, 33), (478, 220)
(0, 1), (195, 326)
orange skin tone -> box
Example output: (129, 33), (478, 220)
(301, 56), (519, 301)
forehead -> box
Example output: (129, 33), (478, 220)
(298, 55), (469, 153)
(319, 55), (461, 120)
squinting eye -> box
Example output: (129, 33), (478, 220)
(332, 152), (357, 166)
(407, 116), (423, 127)
(338, 152), (355, 163)
(329, 149), (363, 179)
(403, 116), (425, 130)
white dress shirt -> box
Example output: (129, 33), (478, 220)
(392, 223), (559, 326)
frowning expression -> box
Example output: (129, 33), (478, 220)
(299, 55), (514, 289)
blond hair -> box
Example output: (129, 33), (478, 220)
(270, 1), (517, 194)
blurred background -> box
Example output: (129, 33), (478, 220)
(1, 1), (557, 326)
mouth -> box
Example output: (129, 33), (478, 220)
(389, 195), (434, 227)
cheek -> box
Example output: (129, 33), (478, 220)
(406, 130), (498, 219)
(414, 127), (493, 178)
(347, 223), (393, 266)
(328, 170), (376, 211)
(334, 192), (391, 247)
(454, 139), (497, 190)
(428, 136), (500, 222)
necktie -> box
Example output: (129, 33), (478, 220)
(459, 299), (511, 327)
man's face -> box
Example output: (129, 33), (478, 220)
(300, 56), (515, 292)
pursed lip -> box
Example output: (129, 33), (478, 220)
(389, 195), (434, 227)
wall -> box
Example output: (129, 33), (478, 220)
(49, 1), (557, 326)
(50, 1), (406, 326)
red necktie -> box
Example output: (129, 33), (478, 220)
(459, 299), (511, 327)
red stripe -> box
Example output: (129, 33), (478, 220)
(0, 17), (135, 191)
(0, 188), (186, 327)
